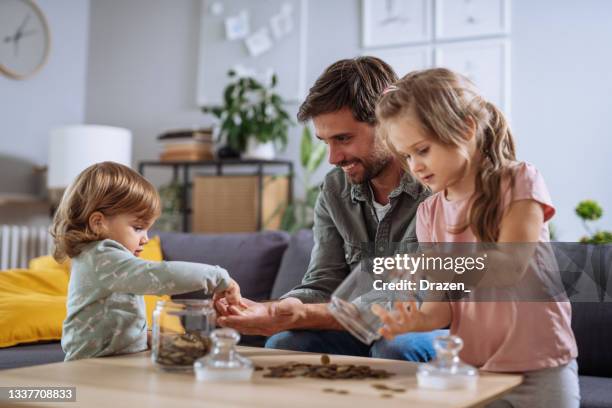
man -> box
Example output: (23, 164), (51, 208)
(216, 56), (446, 361)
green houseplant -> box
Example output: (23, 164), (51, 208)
(575, 200), (612, 243)
(277, 126), (327, 233)
(202, 69), (293, 158)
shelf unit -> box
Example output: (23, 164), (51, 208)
(138, 159), (294, 232)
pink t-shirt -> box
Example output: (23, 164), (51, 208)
(416, 162), (577, 372)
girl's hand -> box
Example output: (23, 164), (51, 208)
(213, 279), (247, 309)
(371, 301), (427, 340)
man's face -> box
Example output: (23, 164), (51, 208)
(313, 108), (392, 184)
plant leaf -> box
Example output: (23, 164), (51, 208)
(306, 142), (327, 173)
(300, 126), (312, 168)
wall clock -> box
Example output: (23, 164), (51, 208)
(0, 0), (51, 79)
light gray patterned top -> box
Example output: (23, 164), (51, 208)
(62, 239), (230, 361)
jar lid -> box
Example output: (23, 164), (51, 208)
(194, 328), (253, 382)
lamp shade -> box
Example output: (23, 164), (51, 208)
(47, 125), (132, 189)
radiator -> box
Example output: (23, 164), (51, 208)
(0, 225), (53, 270)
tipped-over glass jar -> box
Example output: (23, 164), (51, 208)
(151, 299), (215, 371)
(417, 335), (478, 389)
(194, 328), (254, 382)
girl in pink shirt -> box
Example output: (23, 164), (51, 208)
(372, 68), (579, 407)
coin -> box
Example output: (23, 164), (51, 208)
(154, 331), (211, 368)
(261, 362), (395, 380)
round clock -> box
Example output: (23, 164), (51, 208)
(0, 0), (51, 79)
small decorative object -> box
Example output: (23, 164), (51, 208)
(152, 299), (215, 371)
(417, 335), (478, 389)
(202, 69), (293, 159)
(576, 200), (612, 244)
(278, 126), (326, 232)
(194, 328), (254, 382)
(0, 0), (51, 79)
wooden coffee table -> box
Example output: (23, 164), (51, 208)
(0, 347), (521, 407)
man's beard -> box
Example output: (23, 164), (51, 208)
(341, 151), (392, 184)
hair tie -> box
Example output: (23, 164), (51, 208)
(382, 85), (399, 95)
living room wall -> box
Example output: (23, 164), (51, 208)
(84, 0), (612, 240)
(0, 0), (90, 196)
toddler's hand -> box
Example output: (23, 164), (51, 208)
(213, 279), (246, 309)
(371, 301), (425, 340)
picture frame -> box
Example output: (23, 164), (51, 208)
(434, 39), (511, 115)
(435, 0), (511, 41)
(363, 46), (433, 78)
(361, 0), (432, 48)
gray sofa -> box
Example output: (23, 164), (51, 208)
(1, 230), (610, 408)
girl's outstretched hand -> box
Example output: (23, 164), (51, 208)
(213, 279), (247, 309)
(371, 301), (426, 340)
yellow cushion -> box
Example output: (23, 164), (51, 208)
(29, 255), (70, 272)
(0, 236), (167, 348)
(0, 268), (69, 347)
(139, 236), (171, 327)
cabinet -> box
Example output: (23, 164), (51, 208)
(138, 160), (293, 233)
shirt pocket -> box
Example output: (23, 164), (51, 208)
(343, 241), (363, 267)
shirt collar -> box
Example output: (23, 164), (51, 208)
(350, 172), (422, 203)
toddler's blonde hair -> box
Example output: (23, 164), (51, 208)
(51, 161), (161, 261)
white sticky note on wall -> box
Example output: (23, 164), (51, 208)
(244, 27), (273, 57)
(225, 10), (250, 40)
(270, 12), (294, 39)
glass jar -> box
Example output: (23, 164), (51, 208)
(417, 335), (478, 389)
(194, 328), (253, 382)
(151, 299), (215, 371)
(328, 263), (418, 345)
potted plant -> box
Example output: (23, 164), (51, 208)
(575, 200), (612, 244)
(202, 69), (293, 160)
(274, 126), (327, 233)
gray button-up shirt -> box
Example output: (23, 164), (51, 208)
(282, 167), (429, 303)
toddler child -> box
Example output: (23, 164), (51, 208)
(51, 161), (242, 361)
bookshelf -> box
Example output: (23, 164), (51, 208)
(138, 159), (293, 232)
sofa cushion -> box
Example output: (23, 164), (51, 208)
(0, 341), (65, 370)
(571, 301), (612, 377)
(270, 229), (314, 300)
(579, 376), (612, 408)
(157, 230), (290, 301)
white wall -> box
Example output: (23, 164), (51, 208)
(85, 0), (612, 240)
(0, 0), (90, 195)
(511, 0), (612, 240)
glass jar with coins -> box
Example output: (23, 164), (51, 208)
(151, 299), (215, 371)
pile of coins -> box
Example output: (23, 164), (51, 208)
(154, 331), (211, 367)
(260, 355), (395, 380)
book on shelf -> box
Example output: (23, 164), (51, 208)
(159, 150), (214, 162)
(157, 128), (215, 162)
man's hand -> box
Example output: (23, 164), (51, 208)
(215, 297), (305, 336)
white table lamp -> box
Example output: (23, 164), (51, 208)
(47, 125), (133, 198)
